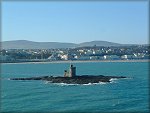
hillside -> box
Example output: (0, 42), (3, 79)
(1, 40), (140, 49)
(1, 40), (77, 49)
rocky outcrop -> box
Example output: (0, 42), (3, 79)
(10, 75), (126, 84)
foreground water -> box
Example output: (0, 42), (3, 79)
(1, 62), (149, 112)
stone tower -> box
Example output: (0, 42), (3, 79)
(64, 64), (76, 77)
(69, 64), (76, 77)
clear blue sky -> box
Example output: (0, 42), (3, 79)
(2, 1), (148, 44)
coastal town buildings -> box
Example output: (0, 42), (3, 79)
(0, 45), (149, 63)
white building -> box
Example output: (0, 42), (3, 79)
(48, 55), (56, 61)
(103, 55), (111, 60)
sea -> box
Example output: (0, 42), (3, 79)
(1, 61), (150, 113)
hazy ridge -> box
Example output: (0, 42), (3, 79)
(1, 40), (142, 49)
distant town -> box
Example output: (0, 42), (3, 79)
(0, 45), (149, 63)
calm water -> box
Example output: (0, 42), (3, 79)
(1, 62), (150, 112)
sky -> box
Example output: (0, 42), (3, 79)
(2, 1), (149, 44)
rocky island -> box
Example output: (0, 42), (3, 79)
(10, 64), (126, 84)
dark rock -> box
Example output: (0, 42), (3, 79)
(10, 75), (126, 84)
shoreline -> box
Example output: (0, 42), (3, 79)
(1, 59), (150, 64)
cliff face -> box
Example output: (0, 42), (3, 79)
(10, 75), (126, 84)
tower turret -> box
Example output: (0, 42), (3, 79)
(64, 64), (76, 77)
(69, 64), (76, 77)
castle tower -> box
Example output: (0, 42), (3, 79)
(64, 64), (76, 77)
(64, 70), (67, 77)
(69, 64), (76, 77)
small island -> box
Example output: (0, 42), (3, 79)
(10, 64), (126, 84)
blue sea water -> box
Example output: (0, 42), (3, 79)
(1, 62), (150, 112)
